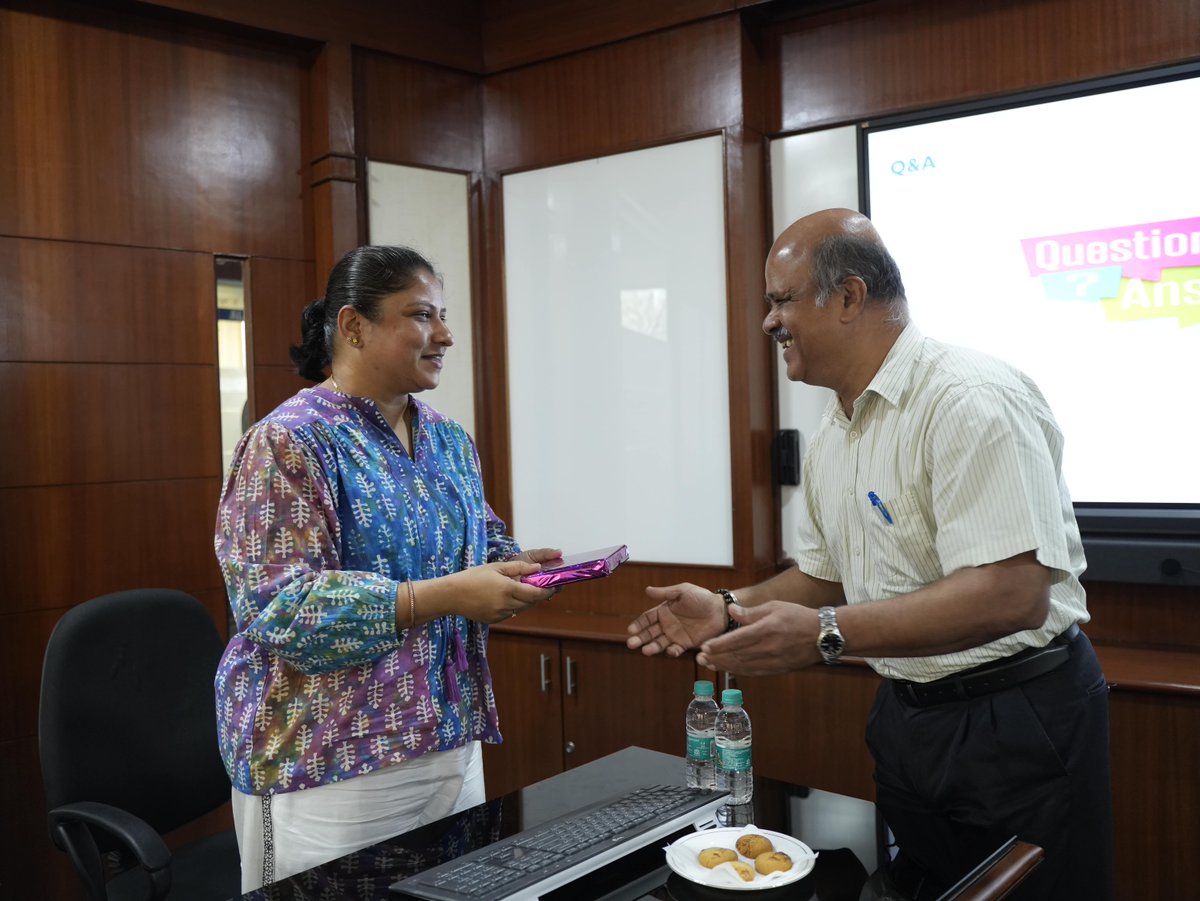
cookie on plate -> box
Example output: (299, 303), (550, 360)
(755, 850), (793, 874)
(729, 861), (756, 882)
(697, 847), (737, 868)
(735, 833), (774, 859)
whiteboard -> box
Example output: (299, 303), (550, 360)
(503, 136), (733, 566)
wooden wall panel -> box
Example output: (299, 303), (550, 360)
(0, 479), (225, 613)
(247, 257), (315, 368)
(0, 239), (214, 364)
(483, 16), (746, 173)
(475, 179), (513, 523)
(309, 41), (358, 162)
(253, 364), (313, 422)
(1109, 690), (1198, 896)
(0, 6), (307, 259)
(311, 178), (363, 291)
(727, 22), (778, 578)
(359, 51), (483, 171)
(0, 609), (66, 742)
(141, 0), (484, 72)
(308, 42), (362, 286)
(0, 363), (221, 487)
(1085, 581), (1200, 651)
(482, 0), (737, 72)
(771, 0), (1200, 133)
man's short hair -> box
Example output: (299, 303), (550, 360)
(811, 234), (907, 309)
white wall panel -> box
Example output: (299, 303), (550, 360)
(769, 127), (859, 558)
(368, 162), (476, 437)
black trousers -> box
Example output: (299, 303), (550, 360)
(866, 630), (1114, 901)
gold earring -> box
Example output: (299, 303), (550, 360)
(350, 336), (360, 346)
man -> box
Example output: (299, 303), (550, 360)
(627, 209), (1113, 899)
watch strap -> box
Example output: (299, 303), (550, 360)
(817, 605), (845, 664)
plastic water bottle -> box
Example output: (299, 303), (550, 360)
(685, 680), (719, 789)
(715, 688), (753, 804)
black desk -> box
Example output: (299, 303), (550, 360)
(239, 747), (884, 901)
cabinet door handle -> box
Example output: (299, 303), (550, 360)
(539, 653), (551, 693)
(565, 656), (576, 696)
(565, 740), (576, 755)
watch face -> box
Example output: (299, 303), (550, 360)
(819, 632), (845, 656)
(816, 607), (843, 661)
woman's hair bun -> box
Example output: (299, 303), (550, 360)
(290, 296), (333, 381)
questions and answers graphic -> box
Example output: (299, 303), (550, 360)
(1020, 216), (1200, 326)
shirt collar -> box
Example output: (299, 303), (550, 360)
(860, 321), (923, 409)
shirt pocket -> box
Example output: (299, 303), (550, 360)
(875, 488), (942, 594)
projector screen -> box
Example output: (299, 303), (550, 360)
(862, 65), (1200, 584)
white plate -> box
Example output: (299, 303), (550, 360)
(664, 825), (817, 891)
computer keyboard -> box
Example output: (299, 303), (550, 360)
(389, 783), (728, 901)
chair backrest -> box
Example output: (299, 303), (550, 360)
(39, 589), (230, 838)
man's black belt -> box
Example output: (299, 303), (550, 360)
(891, 623), (1080, 707)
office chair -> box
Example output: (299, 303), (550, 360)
(39, 589), (241, 901)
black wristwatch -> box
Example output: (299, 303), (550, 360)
(816, 606), (846, 664)
(715, 589), (740, 633)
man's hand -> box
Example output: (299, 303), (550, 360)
(625, 583), (726, 658)
(697, 601), (823, 675)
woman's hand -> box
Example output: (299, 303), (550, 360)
(421, 561), (557, 625)
(514, 547), (563, 567)
(625, 583), (727, 657)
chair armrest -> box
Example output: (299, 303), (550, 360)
(48, 801), (173, 901)
(957, 840), (1044, 901)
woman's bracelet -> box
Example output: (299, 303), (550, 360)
(405, 579), (417, 630)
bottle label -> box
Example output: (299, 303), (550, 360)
(687, 735), (714, 760)
(717, 744), (751, 771)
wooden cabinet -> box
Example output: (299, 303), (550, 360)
(482, 632), (700, 799)
(481, 633), (565, 796)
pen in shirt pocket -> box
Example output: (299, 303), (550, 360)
(867, 491), (894, 525)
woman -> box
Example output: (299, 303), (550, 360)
(214, 245), (560, 891)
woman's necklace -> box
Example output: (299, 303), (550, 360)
(329, 376), (344, 395)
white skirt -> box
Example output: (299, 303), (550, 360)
(231, 741), (485, 892)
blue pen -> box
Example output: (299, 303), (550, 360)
(868, 491), (894, 525)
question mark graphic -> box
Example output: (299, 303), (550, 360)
(1065, 272), (1100, 298)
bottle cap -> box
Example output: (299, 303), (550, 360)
(721, 688), (743, 706)
(693, 680), (714, 696)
